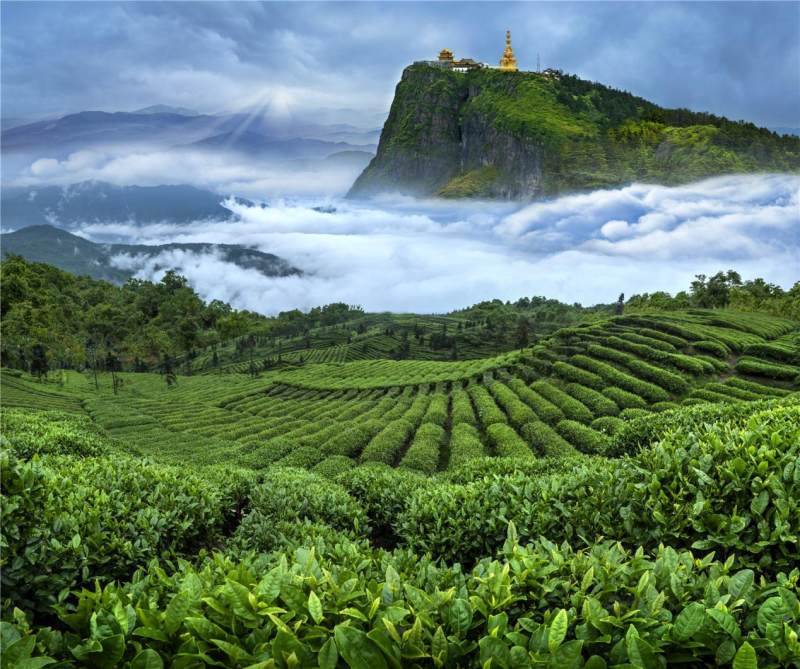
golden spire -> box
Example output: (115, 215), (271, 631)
(499, 30), (518, 72)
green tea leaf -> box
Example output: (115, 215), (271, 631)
(131, 649), (163, 669)
(548, 609), (568, 652)
(308, 591), (324, 624)
(334, 625), (388, 669)
(318, 638), (338, 669)
(732, 641), (757, 669)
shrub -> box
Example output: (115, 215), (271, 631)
(467, 385), (507, 427)
(1, 450), (223, 617)
(601, 385), (648, 409)
(15, 537), (800, 669)
(744, 342), (800, 365)
(400, 423), (444, 474)
(337, 464), (425, 534)
(620, 407), (651, 420)
(276, 445), (326, 469)
(360, 419), (415, 465)
(588, 344), (690, 393)
(726, 377), (791, 397)
(422, 393), (448, 426)
(552, 361), (605, 389)
(486, 423), (532, 458)
(400, 404), (800, 572)
(312, 455), (356, 479)
(507, 378), (564, 424)
(692, 339), (730, 358)
(736, 357), (800, 382)
(556, 419), (611, 455)
(239, 437), (294, 469)
(651, 401), (680, 412)
(321, 418), (383, 457)
(241, 467), (366, 535)
(1, 409), (109, 459)
(591, 415), (625, 436)
(519, 420), (577, 457)
(439, 455), (568, 484)
(565, 382), (619, 416)
(488, 382), (537, 429)
(448, 423), (486, 468)
(531, 381), (594, 423)
(451, 389), (477, 426)
(617, 331), (678, 352)
(573, 355), (670, 402)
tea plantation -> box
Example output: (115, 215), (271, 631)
(2, 307), (800, 667)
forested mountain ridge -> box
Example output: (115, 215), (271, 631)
(349, 63), (800, 199)
(1, 225), (301, 283)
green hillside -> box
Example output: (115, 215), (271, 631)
(349, 64), (800, 199)
(3, 261), (800, 668)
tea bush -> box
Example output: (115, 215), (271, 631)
(1, 449), (224, 617)
(486, 422), (532, 458)
(564, 382), (620, 416)
(400, 422), (444, 473)
(12, 536), (800, 668)
(399, 404), (800, 568)
(1, 409), (110, 460)
(555, 420), (611, 455)
(507, 378), (564, 424)
(531, 381), (594, 423)
(448, 423), (486, 467)
(520, 420), (577, 457)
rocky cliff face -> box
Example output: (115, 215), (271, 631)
(349, 63), (800, 200)
(348, 65), (545, 199)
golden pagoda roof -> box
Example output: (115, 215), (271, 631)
(499, 30), (518, 72)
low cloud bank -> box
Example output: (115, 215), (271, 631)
(80, 173), (800, 314)
(13, 147), (368, 199)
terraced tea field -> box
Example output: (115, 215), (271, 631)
(4, 309), (797, 475)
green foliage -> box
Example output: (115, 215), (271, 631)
(400, 423), (444, 474)
(565, 382), (620, 416)
(448, 423), (486, 468)
(486, 423), (532, 459)
(0, 409), (110, 459)
(1, 448), (224, 618)
(520, 421), (578, 458)
(531, 381), (594, 423)
(736, 357), (800, 382)
(12, 535), (800, 668)
(360, 419), (415, 465)
(467, 384), (507, 427)
(337, 464), (425, 536)
(601, 385), (649, 409)
(507, 378), (564, 424)
(400, 403), (800, 569)
(555, 419), (611, 455)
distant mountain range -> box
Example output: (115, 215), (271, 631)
(1, 181), (255, 228)
(1, 225), (302, 283)
(1, 109), (379, 160)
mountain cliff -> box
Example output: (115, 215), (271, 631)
(349, 63), (800, 199)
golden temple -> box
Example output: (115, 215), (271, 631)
(498, 30), (518, 72)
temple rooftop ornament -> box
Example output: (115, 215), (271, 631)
(499, 30), (518, 72)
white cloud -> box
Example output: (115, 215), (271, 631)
(72, 173), (800, 314)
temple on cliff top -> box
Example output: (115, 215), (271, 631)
(431, 31), (519, 72)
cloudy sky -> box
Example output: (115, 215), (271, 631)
(2, 1), (799, 128)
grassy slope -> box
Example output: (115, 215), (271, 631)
(4, 308), (797, 471)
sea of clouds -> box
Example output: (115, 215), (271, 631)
(64, 172), (799, 315)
